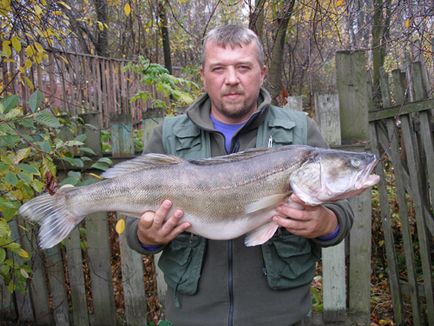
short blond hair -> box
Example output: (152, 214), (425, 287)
(202, 24), (265, 66)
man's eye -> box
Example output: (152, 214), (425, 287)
(238, 66), (250, 72)
(212, 67), (223, 72)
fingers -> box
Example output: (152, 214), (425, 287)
(153, 199), (172, 226)
(273, 201), (337, 238)
(137, 200), (190, 246)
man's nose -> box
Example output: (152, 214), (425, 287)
(225, 67), (239, 85)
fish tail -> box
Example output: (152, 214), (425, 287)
(19, 186), (85, 249)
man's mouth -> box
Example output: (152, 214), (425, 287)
(223, 92), (242, 99)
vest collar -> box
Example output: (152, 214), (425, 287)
(185, 88), (273, 132)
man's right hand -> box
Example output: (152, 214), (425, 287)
(137, 199), (190, 246)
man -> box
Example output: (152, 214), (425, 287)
(126, 24), (354, 326)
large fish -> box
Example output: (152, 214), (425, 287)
(19, 145), (379, 249)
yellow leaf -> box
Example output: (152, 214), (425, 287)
(1, 0), (11, 11)
(97, 21), (105, 31)
(34, 42), (44, 53)
(18, 249), (30, 259)
(57, 1), (71, 10)
(22, 76), (34, 91)
(11, 36), (21, 53)
(124, 3), (131, 16)
(14, 148), (32, 164)
(24, 59), (33, 69)
(20, 268), (29, 278)
(115, 218), (125, 234)
(88, 172), (103, 180)
(34, 4), (43, 16)
(2, 40), (12, 57)
(34, 52), (43, 64)
(336, 0), (345, 7)
(404, 19), (411, 29)
(25, 45), (35, 57)
(59, 55), (69, 65)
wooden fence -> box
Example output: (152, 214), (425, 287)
(1, 49), (152, 128)
(1, 50), (433, 325)
(369, 62), (434, 325)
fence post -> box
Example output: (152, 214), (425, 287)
(111, 112), (148, 326)
(284, 96), (303, 111)
(314, 93), (346, 322)
(83, 112), (117, 325)
(141, 110), (167, 301)
(336, 50), (373, 323)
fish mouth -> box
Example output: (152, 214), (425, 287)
(356, 155), (380, 188)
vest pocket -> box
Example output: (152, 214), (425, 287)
(158, 233), (206, 295)
(261, 230), (320, 290)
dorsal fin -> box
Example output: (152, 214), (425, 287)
(101, 153), (184, 178)
(190, 147), (269, 166)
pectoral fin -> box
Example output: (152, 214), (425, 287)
(245, 193), (290, 214)
(244, 222), (279, 246)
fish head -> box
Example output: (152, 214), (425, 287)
(289, 148), (380, 205)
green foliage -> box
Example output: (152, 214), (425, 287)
(311, 276), (323, 313)
(100, 128), (144, 154)
(123, 56), (200, 114)
(0, 91), (100, 293)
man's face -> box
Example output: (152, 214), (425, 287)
(200, 40), (267, 124)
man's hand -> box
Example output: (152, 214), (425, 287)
(137, 200), (190, 246)
(272, 194), (338, 239)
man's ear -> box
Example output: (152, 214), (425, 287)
(260, 65), (268, 85)
(200, 67), (206, 89)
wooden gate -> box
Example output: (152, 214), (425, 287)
(369, 62), (434, 325)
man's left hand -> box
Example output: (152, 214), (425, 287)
(273, 194), (338, 239)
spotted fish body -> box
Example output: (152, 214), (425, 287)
(19, 145), (379, 249)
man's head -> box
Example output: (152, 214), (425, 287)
(201, 25), (265, 67)
(200, 25), (267, 124)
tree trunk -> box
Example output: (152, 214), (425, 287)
(158, 0), (172, 74)
(372, 0), (391, 107)
(266, 0), (295, 104)
(249, 0), (266, 40)
(94, 0), (109, 57)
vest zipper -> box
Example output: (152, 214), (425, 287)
(227, 143), (238, 326)
(227, 239), (234, 326)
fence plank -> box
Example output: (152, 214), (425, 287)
(284, 96), (303, 111)
(111, 111), (148, 325)
(348, 190), (372, 323)
(336, 51), (372, 319)
(9, 220), (34, 322)
(314, 94), (341, 146)
(19, 221), (51, 324)
(369, 123), (403, 324)
(401, 115), (434, 325)
(418, 111), (434, 234)
(111, 113), (135, 157)
(86, 212), (117, 325)
(119, 232), (148, 325)
(381, 119), (421, 324)
(336, 50), (372, 144)
(64, 228), (90, 326)
(45, 247), (70, 325)
(314, 93), (346, 322)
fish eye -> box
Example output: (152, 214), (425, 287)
(351, 158), (361, 168)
